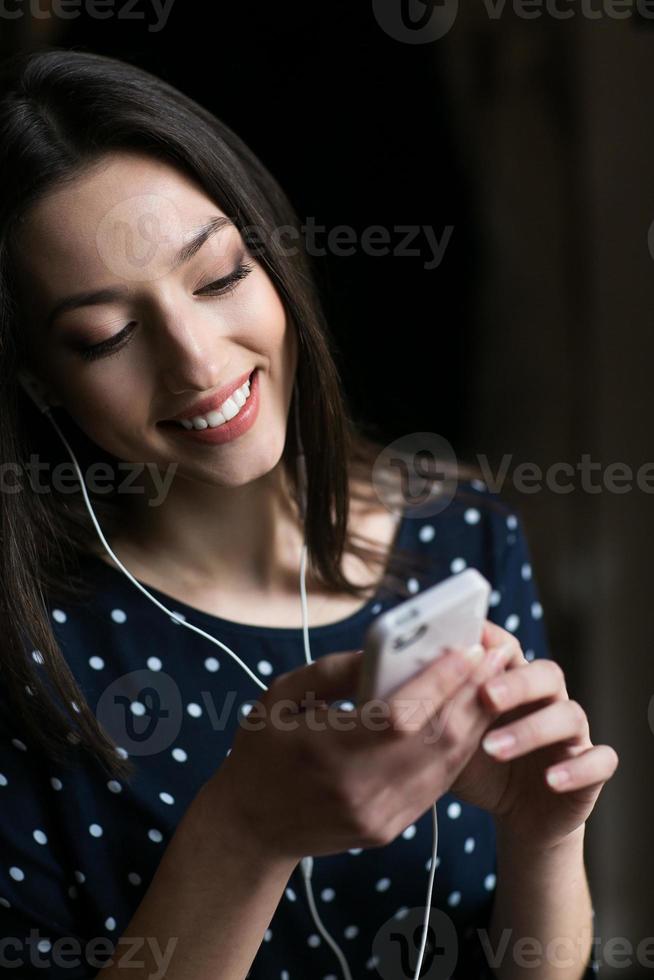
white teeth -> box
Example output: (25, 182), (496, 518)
(176, 376), (252, 430)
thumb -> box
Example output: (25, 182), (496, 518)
(266, 649), (364, 707)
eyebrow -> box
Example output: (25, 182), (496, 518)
(45, 215), (234, 330)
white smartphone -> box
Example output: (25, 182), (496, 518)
(357, 568), (492, 702)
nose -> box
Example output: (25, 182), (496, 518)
(155, 305), (229, 395)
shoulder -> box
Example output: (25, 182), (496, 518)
(407, 478), (552, 662)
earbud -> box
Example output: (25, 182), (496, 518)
(17, 370), (52, 414)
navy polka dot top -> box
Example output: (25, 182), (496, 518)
(0, 482), (599, 978)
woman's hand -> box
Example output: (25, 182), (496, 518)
(211, 640), (515, 863)
(449, 621), (620, 850)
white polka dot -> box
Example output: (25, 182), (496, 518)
(11, 738), (27, 752)
(111, 609), (127, 624)
(308, 934), (321, 947)
(531, 601), (543, 619)
(105, 917), (116, 931)
(348, 848), (362, 855)
(264, 929), (273, 942)
(426, 856), (441, 871)
(371, 602), (383, 614)
(505, 614), (520, 632)
(464, 508), (480, 525)
(418, 524), (435, 542)
(521, 563), (532, 580)
(89, 824), (103, 838)
(525, 649), (535, 662)
(366, 956), (380, 970)
(147, 657), (162, 671)
(52, 609), (67, 623)
(25, 685), (34, 696)
(172, 747), (187, 763)
(89, 656), (105, 670)
(9, 867), (24, 881)
(32, 650), (44, 664)
(33, 830), (47, 845)
(187, 703), (202, 718)
(240, 702), (253, 717)
(50, 777), (63, 791)
(37, 939), (51, 953)
(407, 577), (420, 594)
(0, 773), (7, 787)
(115, 746), (128, 759)
(107, 780), (122, 794)
(506, 515), (518, 530)
(394, 906), (410, 919)
(450, 557), (466, 574)
(489, 590), (501, 607)
(170, 611), (186, 625)
(339, 700), (355, 711)
(448, 890), (461, 906)
(464, 836), (476, 853)
(471, 479), (487, 491)
(484, 873), (497, 890)
(257, 660), (273, 676)
(447, 801), (461, 819)
(130, 701), (145, 717)
(285, 887), (297, 902)
(0, 897), (11, 908)
(281, 972), (290, 980)
(159, 791), (175, 805)
(344, 925), (359, 939)
(74, 870), (85, 883)
(128, 872), (141, 886)
(321, 888), (335, 902)
(375, 877), (391, 892)
(148, 829), (163, 843)
(204, 657), (220, 672)
(401, 824), (417, 840)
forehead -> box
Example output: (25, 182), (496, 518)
(14, 151), (232, 304)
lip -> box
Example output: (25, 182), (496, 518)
(162, 368), (254, 423)
(160, 367), (260, 445)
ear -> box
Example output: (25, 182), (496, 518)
(17, 369), (62, 412)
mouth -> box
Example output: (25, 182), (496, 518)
(157, 367), (261, 445)
(158, 369), (257, 431)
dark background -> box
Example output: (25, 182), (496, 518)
(3, 5), (654, 976)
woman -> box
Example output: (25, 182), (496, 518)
(0, 48), (616, 979)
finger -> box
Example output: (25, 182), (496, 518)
(480, 658), (567, 714)
(482, 698), (590, 760)
(381, 645), (485, 737)
(481, 621), (527, 671)
(545, 744), (620, 792)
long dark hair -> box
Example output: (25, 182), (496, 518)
(0, 46), (485, 782)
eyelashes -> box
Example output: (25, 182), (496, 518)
(76, 260), (255, 363)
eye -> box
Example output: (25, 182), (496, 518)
(76, 260), (256, 363)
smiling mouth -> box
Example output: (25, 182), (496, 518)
(158, 370), (256, 431)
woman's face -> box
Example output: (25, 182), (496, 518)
(14, 150), (297, 490)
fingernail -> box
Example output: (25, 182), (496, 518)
(485, 682), (508, 707)
(482, 732), (516, 755)
(464, 643), (484, 663)
(546, 768), (570, 788)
